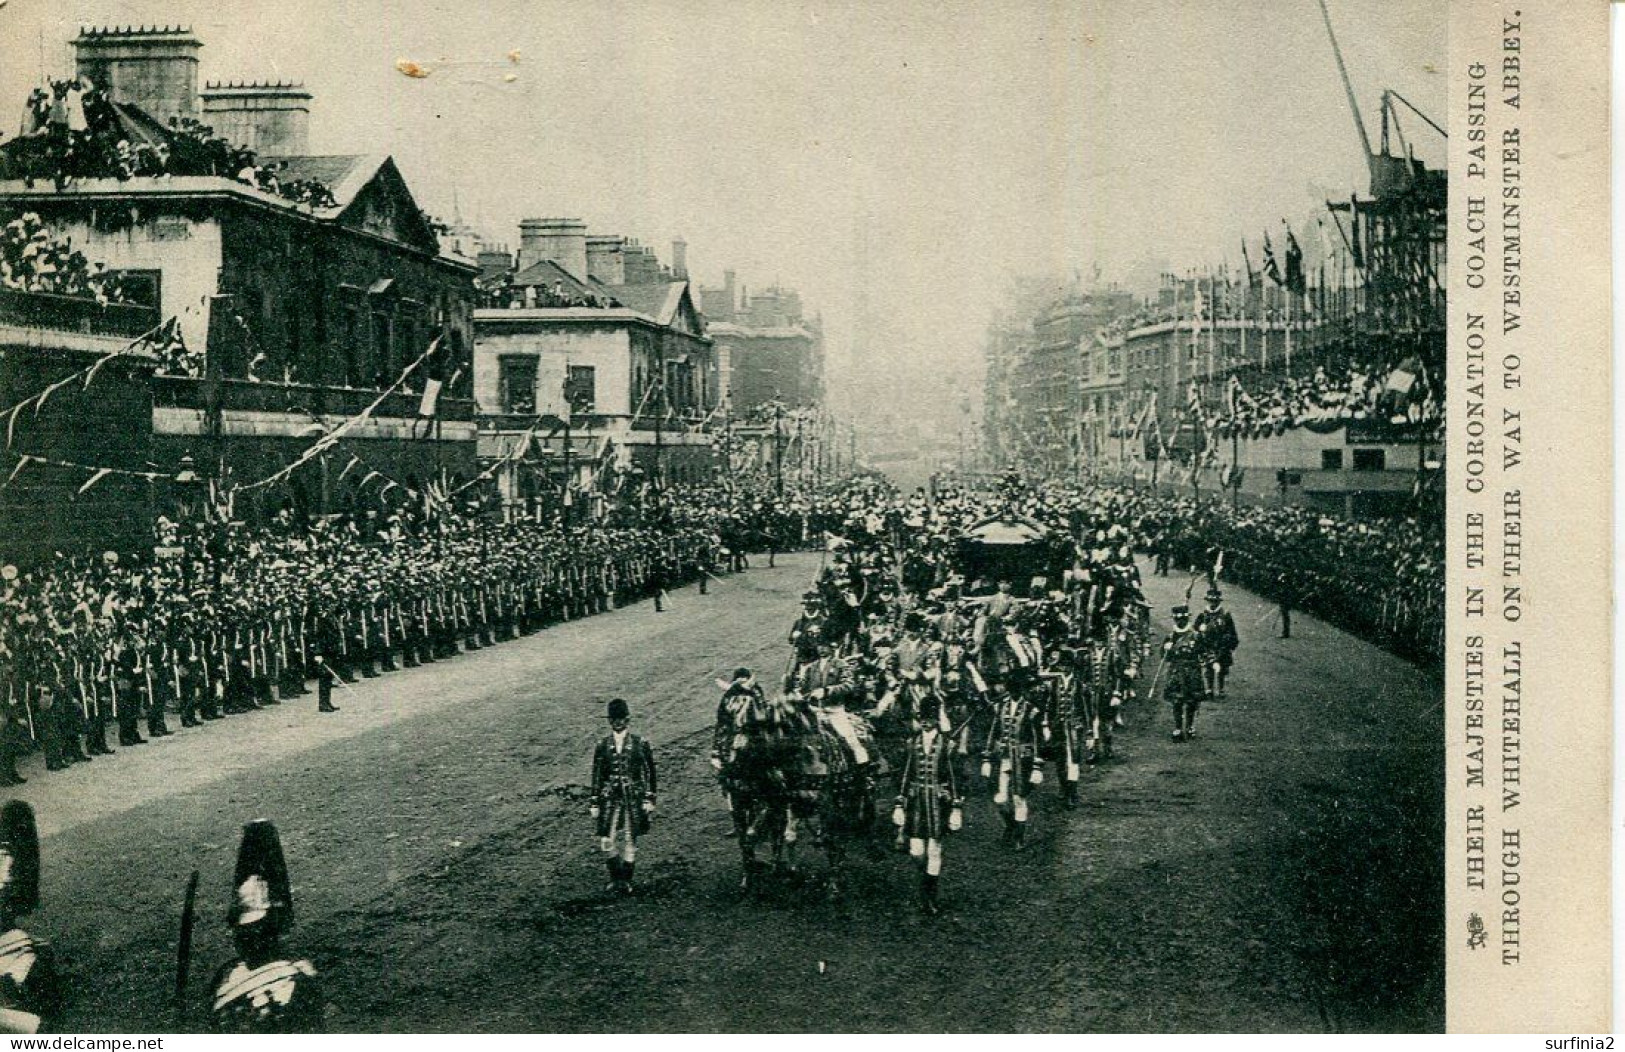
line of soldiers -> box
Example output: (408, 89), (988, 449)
(0, 514), (720, 781)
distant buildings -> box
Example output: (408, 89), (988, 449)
(697, 270), (823, 413)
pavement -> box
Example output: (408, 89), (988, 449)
(23, 553), (1443, 1032)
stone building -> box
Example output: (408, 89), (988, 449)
(697, 271), (822, 414)
(473, 223), (717, 517)
(0, 290), (159, 565)
(0, 26), (479, 523)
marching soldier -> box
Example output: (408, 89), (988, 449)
(209, 820), (325, 1032)
(589, 698), (657, 895)
(1161, 604), (1207, 742)
(893, 693), (962, 915)
(1193, 586), (1239, 698)
(0, 802), (63, 1033)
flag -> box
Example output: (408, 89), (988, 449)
(77, 468), (112, 495)
(1349, 195), (1365, 268)
(1384, 357), (1420, 394)
(1263, 233), (1284, 286)
(1285, 227), (1306, 295)
(416, 335), (448, 420)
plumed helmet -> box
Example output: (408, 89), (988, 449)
(229, 820), (292, 934)
(0, 801), (40, 918)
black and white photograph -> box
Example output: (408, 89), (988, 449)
(0, 0), (1576, 1035)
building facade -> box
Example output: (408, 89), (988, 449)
(697, 271), (823, 413)
(474, 223), (717, 517)
(0, 291), (159, 565)
(0, 26), (480, 524)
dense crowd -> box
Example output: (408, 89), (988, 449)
(1209, 353), (1441, 440)
(1, 211), (130, 303)
(3, 77), (337, 210)
(1128, 488), (1443, 661)
(478, 281), (620, 311)
(0, 464), (1442, 792)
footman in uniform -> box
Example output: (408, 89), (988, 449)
(209, 820), (324, 1033)
(1162, 604), (1207, 742)
(894, 693), (961, 915)
(589, 698), (657, 895)
(1193, 586), (1239, 698)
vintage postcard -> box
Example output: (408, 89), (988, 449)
(0, 0), (1609, 1037)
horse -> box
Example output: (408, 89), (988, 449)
(720, 688), (877, 897)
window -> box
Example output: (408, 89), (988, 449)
(371, 310), (394, 389)
(341, 304), (362, 387)
(500, 356), (538, 415)
(566, 365), (596, 413)
(1352, 448), (1386, 471)
(1321, 450), (1344, 470)
(104, 269), (161, 308)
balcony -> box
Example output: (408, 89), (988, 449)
(0, 287), (160, 339)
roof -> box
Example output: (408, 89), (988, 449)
(259, 154), (386, 212)
(961, 517), (1050, 545)
(509, 259), (608, 300)
(613, 281), (686, 327)
(707, 321), (815, 340)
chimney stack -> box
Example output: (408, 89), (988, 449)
(585, 235), (626, 285)
(671, 237), (688, 280)
(517, 217), (588, 281)
(200, 80), (312, 155)
(621, 240), (662, 285)
(476, 244), (514, 282)
(74, 24), (202, 127)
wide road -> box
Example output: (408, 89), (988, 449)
(24, 554), (1442, 1032)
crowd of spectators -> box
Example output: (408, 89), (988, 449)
(1, 211), (130, 304)
(4, 77), (337, 210)
(1208, 353), (1442, 440)
(478, 281), (620, 311)
(1130, 488), (1443, 662)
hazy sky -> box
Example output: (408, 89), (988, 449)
(2, 0), (1444, 416)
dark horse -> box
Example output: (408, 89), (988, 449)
(721, 688), (877, 896)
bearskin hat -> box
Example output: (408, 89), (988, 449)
(229, 819), (292, 934)
(0, 801), (40, 918)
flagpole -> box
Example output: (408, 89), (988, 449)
(1206, 267), (1216, 388)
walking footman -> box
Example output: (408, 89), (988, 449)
(590, 698), (657, 895)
